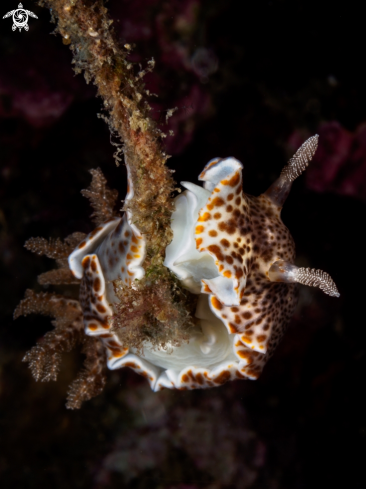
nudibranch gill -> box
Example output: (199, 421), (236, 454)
(16, 135), (339, 403)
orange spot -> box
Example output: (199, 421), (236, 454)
(93, 277), (101, 292)
(131, 246), (139, 252)
(82, 256), (91, 268)
(223, 270), (232, 278)
(196, 238), (203, 247)
(121, 266), (125, 272)
(126, 253), (133, 260)
(78, 241), (86, 249)
(228, 322), (237, 333)
(220, 239), (230, 248)
(209, 230), (218, 237)
(225, 256), (233, 265)
(229, 172), (240, 187)
(211, 197), (225, 207)
(237, 350), (253, 363)
(207, 244), (224, 261)
(203, 283), (212, 293)
(89, 226), (103, 237)
(241, 336), (252, 345)
(88, 323), (98, 331)
(246, 368), (260, 379)
(196, 373), (204, 385)
(195, 225), (204, 234)
(127, 271), (133, 276)
(219, 264), (224, 271)
(211, 296), (223, 310)
(132, 236), (138, 244)
(214, 370), (231, 384)
(206, 158), (220, 169)
(198, 212), (211, 222)
(235, 269), (244, 279)
(124, 230), (130, 237)
(124, 362), (138, 368)
(111, 349), (123, 358)
(257, 334), (267, 343)
(182, 374), (189, 383)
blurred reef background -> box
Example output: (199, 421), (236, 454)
(1, 0), (366, 488)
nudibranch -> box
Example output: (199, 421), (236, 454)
(67, 135), (339, 391)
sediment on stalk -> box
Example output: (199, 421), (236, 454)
(39, 0), (176, 271)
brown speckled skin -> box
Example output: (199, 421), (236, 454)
(171, 187), (299, 385)
(238, 194), (298, 377)
(245, 194), (297, 340)
(196, 158), (297, 377)
(79, 254), (129, 363)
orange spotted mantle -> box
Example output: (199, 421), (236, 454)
(163, 156), (298, 387)
(196, 159), (296, 357)
(63, 135), (339, 392)
(69, 213), (146, 369)
(67, 151), (307, 391)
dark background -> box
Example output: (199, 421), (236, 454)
(1, 0), (365, 488)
